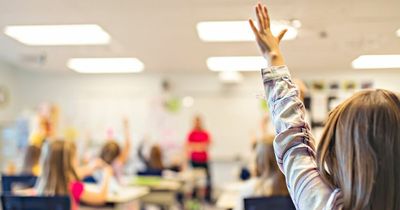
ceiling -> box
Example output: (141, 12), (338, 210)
(0, 0), (399, 74)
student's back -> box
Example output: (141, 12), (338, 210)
(249, 3), (400, 209)
(316, 90), (400, 209)
(234, 136), (288, 210)
(35, 140), (112, 210)
(99, 119), (132, 180)
(138, 142), (164, 172)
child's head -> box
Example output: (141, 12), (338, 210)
(22, 145), (41, 175)
(317, 89), (400, 209)
(149, 144), (163, 170)
(36, 139), (79, 196)
(100, 141), (121, 165)
(254, 135), (288, 196)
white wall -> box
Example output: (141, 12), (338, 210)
(4, 64), (400, 161)
(0, 61), (20, 170)
(0, 61), (18, 122)
(293, 69), (400, 92)
(2, 62), (400, 186)
(13, 69), (266, 160)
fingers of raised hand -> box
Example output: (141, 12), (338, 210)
(262, 5), (270, 28)
(249, 19), (261, 39)
(255, 4), (265, 31)
(277, 29), (288, 42)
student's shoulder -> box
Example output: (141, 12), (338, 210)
(324, 189), (343, 210)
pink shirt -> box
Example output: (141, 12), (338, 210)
(70, 181), (84, 210)
(187, 130), (211, 163)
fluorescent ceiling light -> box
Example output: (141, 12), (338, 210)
(291, 19), (302, 28)
(352, 55), (400, 69)
(67, 58), (144, 73)
(207, 56), (267, 72)
(396, 28), (400, 37)
(182, 96), (194, 108)
(219, 71), (243, 83)
(4, 24), (111, 46)
(197, 20), (298, 42)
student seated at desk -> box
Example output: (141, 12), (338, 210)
(234, 136), (288, 210)
(138, 141), (184, 175)
(138, 142), (164, 175)
(21, 145), (41, 176)
(33, 139), (112, 210)
(239, 114), (271, 181)
(99, 119), (131, 180)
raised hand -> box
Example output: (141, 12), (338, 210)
(122, 117), (129, 128)
(249, 3), (287, 66)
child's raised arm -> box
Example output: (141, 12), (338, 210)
(80, 166), (113, 205)
(249, 3), (341, 209)
(118, 118), (131, 164)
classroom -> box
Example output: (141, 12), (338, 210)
(0, 0), (399, 210)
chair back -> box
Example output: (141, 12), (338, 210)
(82, 176), (97, 183)
(1, 175), (37, 192)
(1, 194), (70, 210)
(137, 169), (163, 177)
(244, 196), (295, 210)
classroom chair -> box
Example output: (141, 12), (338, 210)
(137, 169), (163, 177)
(82, 175), (97, 183)
(1, 194), (70, 210)
(1, 175), (37, 192)
(239, 167), (251, 181)
(244, 196), (296, 210)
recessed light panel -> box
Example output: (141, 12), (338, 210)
(67, 58), (144, 73)
(197, 21), (298, 42)
(207, 56), (267, 72)
(4, 24), (111, 46)
(352, 55), (400, 69)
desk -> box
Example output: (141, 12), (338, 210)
(162, 169), (203, 181)
(162, 169), (207, 197)
(216, 181), (245, 210)
(217, 192), (240, 210)
(84, 184), (149, 203)
(124, 176), (181, 191)
(123, 176), (182, 208)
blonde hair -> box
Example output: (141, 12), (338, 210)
(35, 139), (79, 196)
(317, 89), (400, 210)
(254, 135), (288, 196)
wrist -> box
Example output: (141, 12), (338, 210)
(270, 51), (285, 66)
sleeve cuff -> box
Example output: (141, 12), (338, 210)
(261, 65), (291, 82)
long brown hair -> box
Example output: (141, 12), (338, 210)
(317, 89), (400, 210)
(255, 135), (288, 196)
(35, 139), (79, 196)
(21, 145), (41, 175)
(149, 145), (163, 170)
